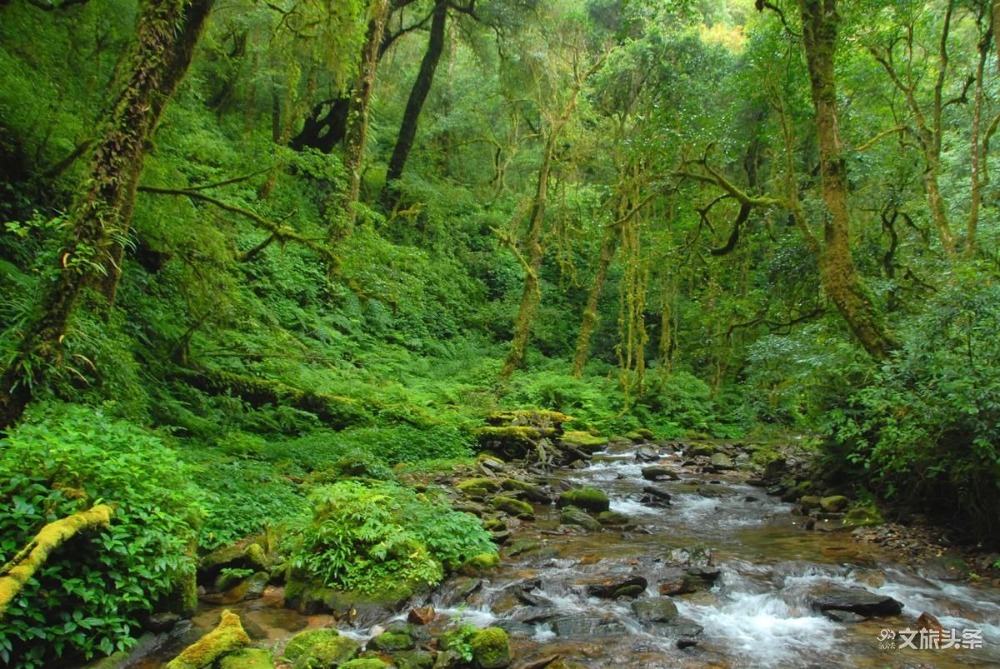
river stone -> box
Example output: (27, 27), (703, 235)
(368, 630), (415, 652)
(799, 495), (823, 510)
(283, 629), (360, 668)
(641, 466), (680, 481)
(585, 575), (648, 599)
(823, 609), (868, 623)
(471, 627), (511, 669)
(631, 597), (679, 623)
(394, 649), (435, 669)
(557, 487), (610, 513)
(640, 486), (672, 507)
(820, 495), (850, 512)
(550, 614), (630, 639)
(709, 453), (734, 470)
(597, 510), (630, 526)
(635, 446), (660, 462)
(809, 585), (903, 617)
(491, 495), (535, 520)
(560, 506), (602, 531)
(500, 478), (551, 503)
(686, 443), (715, 457)
(919, 556), (971, 581)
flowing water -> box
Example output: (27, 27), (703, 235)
(135, 443), (1000, 668)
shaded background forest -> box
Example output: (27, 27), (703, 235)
(1, 0), (1000, 665)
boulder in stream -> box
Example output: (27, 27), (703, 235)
(584, 575), (648, 599)
(550, 614), (630, 639)
(641, 466), (680, 481)
(557, 487), (610, 512)
(809, 585), (903, 617)
(635, 446), (660, 462)
(560, 506), (602, 531)
(631, 597), (679, 623)
(640, 485), (672, 507)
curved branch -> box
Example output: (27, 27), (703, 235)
(710, 202), (752, 256)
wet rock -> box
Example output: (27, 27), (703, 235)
(559, 506), (602, 531)
(145, 612), (181, 633)
(585, 575), (648, 599)
(597, 510), (631, 526)
(809, 585), (903, 617)
(557, 487), (610, 513)
(640, 486), (672, 507)
(437, 577), (483, 607)
(500, 478), (551, 503)
(394, 649), (435, 669)
(408, 606), (436, 625)
(550, 614), (630, 639)
(763, 457), (787, 481)
(505, 540), (544, 558)
(919, 556), (971, 581)
(369, 630), (416, 652)
(631, 597), (679, 623)
(635, 446), (660, 462)
(562, 430), (610, 454)
(820, 495), (850, 512)
(686, 443), (715, 457)
(709, 453), (734, 470)
(457, 478), (503, 498)
(244, 571), (269, 600)
(646, 619), (704, 648)
(491, 495), (535, 520)
(823, 609), (868, 623)
(641, 466), (680, 482)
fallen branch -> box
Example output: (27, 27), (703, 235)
(0, 504), (113, 619)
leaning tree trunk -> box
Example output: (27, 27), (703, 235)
(335, 0), (392, 240)
(0, 0), (215, 430)
(382, 0), (447, 205)
(799, 0), (896, 359)
(571, 222), (619, 378)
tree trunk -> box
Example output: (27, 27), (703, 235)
(799, 0), (896, 359)
(0, 0), (215, 429)
(99, 0), (216, 308)
(968, 18), (992, 258)
(337, 0), (392, 237)
(571, 223), (619, 378)
(382, 0), (447, 202)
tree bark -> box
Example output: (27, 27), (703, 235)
(968, 16), (992, 258)
(799, 0), (896, 359)
(382, 0), (447, 203)
(571, 222), (619, 378)
(337, 0), (392, 238)
(0, 0), (215, 429)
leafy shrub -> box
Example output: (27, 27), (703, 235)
(289, 481), (495, 594)
(0, 404), (201, 668)
(333, 424), (474, 464)
(828, 278), (1000, 543)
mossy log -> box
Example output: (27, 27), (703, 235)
(0, 504), (113, 619)
(165, 609), (250, 669)
(170, 366), (370, 428)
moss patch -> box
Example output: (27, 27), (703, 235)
(219, 648), (274, 669)
(471, 626), (511, 669)
(557, 488), (610, 513)
(283, 629), (360, 669)
(491, 495), (535, 520)
(165, 609), (250, 669)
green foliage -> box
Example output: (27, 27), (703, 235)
(0, 404), (201, 668)
(289, 481), (496, 594)
(828, 278), (1000, 540)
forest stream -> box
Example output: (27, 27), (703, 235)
(135, 442), (1000, 669)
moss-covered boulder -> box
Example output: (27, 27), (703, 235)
(283, 629), (360, 669)
(499, 478), (550, 503)
(557, 488), (610, 513)
(820, 495), (850, 512)
(491, 495), (535, 520)
(471, 627), (511, 669)
(597, 511), (630, 526)
(219, 648), (274, 669)
(284, 569), (416, 620)
(339, 660), (391, 669)
(561, 431), (609, 454)
(165, 610), (250, 669)
(368, 630), (415, 652)
(559, 506), (602, 531)
(394, 649), (435, 669)
(457, 478), (502, 496)
(459, 552), (500, 576)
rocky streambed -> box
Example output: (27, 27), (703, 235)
(103, 437), (1000, 669)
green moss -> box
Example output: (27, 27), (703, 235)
(165, 610), (250, 669)
(561, 430), (609, 451)
(283, 629), (360, 668)
(486, 410), (573, 426)
(471, 627), (511, 669)
(460, 552), (500, 575)
(597, 511), (630, 526)
(368, 631), (415, 651)
(456, 477), (502, 495)
(339, 660), (390, 669)
(475, 426), (543, 441)
(219, 648), (274, 669)
(556, 488), (610, 513)
(845, 502), (884, 527)
(490, 496), (535, 520)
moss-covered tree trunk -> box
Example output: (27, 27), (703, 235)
(335, 0), (391, 238)
(0, 0), (215, 430)
(382, 0), (447, 203)
(572, 222), (619, 378)
(799, 0), (896, 359)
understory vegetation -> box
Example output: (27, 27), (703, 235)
(1, 0), (999, 665)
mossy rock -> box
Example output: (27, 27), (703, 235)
(499, 478), (550, 503)
(219, 648), (274, 669)
(557, 488), (610, 513)
(457, 478), (502, 496)
(560, 506), (602, 531)
(820, 495), (850, 512)
(844, 502), (884, 527)
(471, 627), (511, 669)
(625, 429), (654, 442)
(597, 511), (630, 527)
(339, 660), (391, 669)
(284, 570), (416, 618)
(486, 410), (573, 427)
(283, 629), (360, 669)
(491, 495), (535, 520)
(394, 649), (435, 669)
(459, 552), (500, 576)
(561, 431), (609, 453)
(165, 610), (250, 669)
(368, 631), (415, 652)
